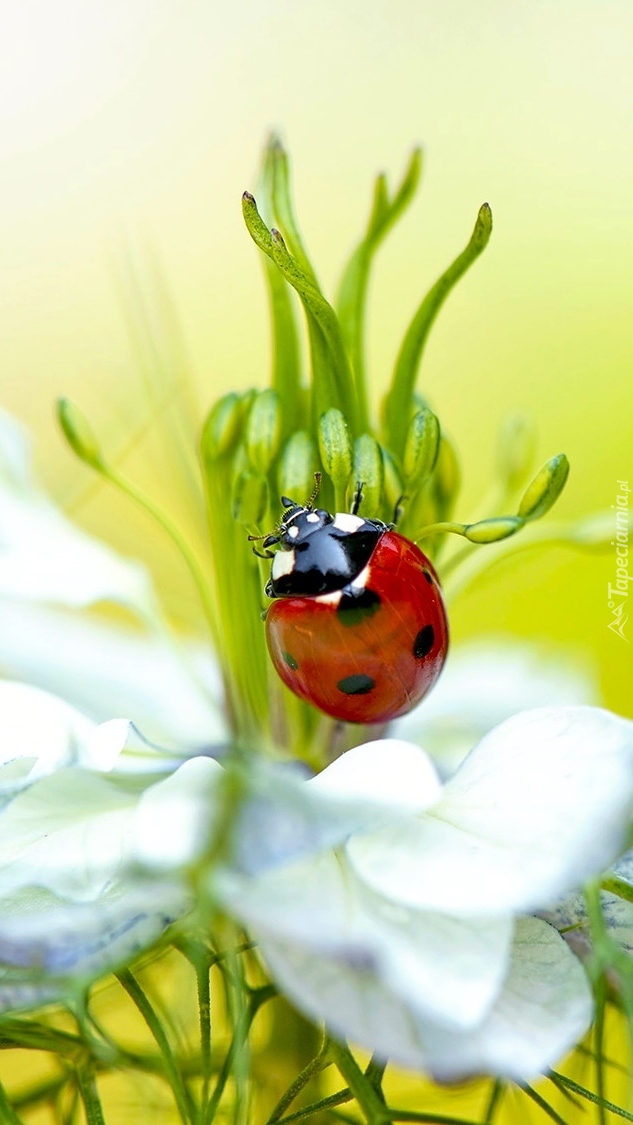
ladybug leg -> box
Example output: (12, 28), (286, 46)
(350, 480), (364, 515)
(251, 547), (276, 559)
(391, 493), (407, 526)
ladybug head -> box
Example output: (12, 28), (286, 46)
(248, 472), (326, 555)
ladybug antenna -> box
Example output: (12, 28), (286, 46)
(306, 471), (322, 510)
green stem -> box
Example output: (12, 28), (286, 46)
(327, 1040), (387, 1125)
(266, 1038), (331, 1123)
(549, 1073), (633, 1122)
(102, 464), (218, 644)
(384, 203), (492, 455)
(0, 1079), (26, 1125)
(337, 148), (422, 432)
(483, 1080), (504, 1123)
(521, 1083), (569, 1125)
(116, 968), (194, 1125)
(75, 1064), (106, 1125)
(274, 1087), (354, 1124)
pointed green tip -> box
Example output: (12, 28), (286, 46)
(57, 397), (105, 471)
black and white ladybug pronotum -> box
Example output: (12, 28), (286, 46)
(253, 477), (449, 724)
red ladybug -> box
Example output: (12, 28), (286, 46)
(255, 482), (449, 724)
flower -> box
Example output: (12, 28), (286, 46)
(0, 407), (226, 750)
(138, 708), (633, 1081)
(3, 666), (631, 1086)
(0, 680), (197, 1012)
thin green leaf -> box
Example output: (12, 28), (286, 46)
(116, 969), (194, 1125)
(484, 1080), (504, 1123)
(266, 1038), (331, 1124)
(0, 1077), (26, 1125)
(384, 203), (492, 455)
(550, 1072), (633, 1122)
(257, 139), (303, 433)
(75, 1066), (106, 1125)
(522, 1083), (570, 1125)
(275, 1087), (354, 1124)
(269, 135), (321, 290)
(242, 192), (359, 434)
(337, 148), (422, 429)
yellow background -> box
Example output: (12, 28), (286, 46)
(1, 2), (632, 1119)
(1, 0), (631, 711)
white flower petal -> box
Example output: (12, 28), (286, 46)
(309, 739), (442, 813)
(541, 850), (633, 962)
(0, 600), (226, 749)
(422, 917), (593, 1082)
(0, 882), (190, 1012)
(222, 850), (511, 1035)
(393, 640), (598, 777)
(0, 408), (155, 612)
(133, 756), (224, 870)
(0, 681), (96, 783)
(348, 707), (633, 915)
(0, 768), (136, 900)
(256, 915), (590, 1081)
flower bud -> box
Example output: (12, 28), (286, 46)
(231, 469), (269, 527)
(353, 434), (384, 515)
(403, 408), (440, 486)
(277, 432), (317, 503)
(318, 408), (352, 492)
(465, 516), (525, 544)
(382, 449), (404, 520)
(432, 435), (460, 518)
(200, 392), (244, 463)
(497, 413), (537, 490)
(57, 398), (104, 471)
(518, 454), (570, 522)
(244, 389), (282, 475)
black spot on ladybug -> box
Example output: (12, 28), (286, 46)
(422, 568), (434, 585)
(282, 651), (299, 671)
(337, 586), (381, 626)
(337, 673), (375, 695)
(413, 625), (435, 659)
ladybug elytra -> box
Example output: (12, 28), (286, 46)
(253, 479), (449, 724)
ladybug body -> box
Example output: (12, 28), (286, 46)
(262, 497), (449, 724)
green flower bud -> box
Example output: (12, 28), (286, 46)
(382, 448), (404, 520)
(231, 469), (269, 527)
(464, 516), (525, 543)
(353, 434), (384, 515)
(518, 454), (570, 522)
(244, 389), (282, 475)
(497, 413), (537, 490)
(200, 392), (244, 463)
(432, 434), (461, 518)
(403, 408), (440, 486)
(277, 431), (317, 503)
(57, 398), (104, 471)
(318, 408), (352, 491)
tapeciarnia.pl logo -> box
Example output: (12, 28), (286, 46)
(608, 480), (630, 641)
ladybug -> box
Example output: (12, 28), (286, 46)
(252, 476), (449, 724)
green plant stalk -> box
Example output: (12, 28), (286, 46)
(75, 1064), (107, 1125)
(116, 969), (194, 1125)
(337, 148), (422, 431)
(383, 203), (492, 455)
(0, 1078), (26, 1125)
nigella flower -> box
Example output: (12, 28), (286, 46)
(0, 136), (628, 1117)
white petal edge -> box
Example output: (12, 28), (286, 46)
(348, 707), (633, 915)
(257, 915), (592, 1082)
(309, 739), (442, 813)
(218, 850), (512, 1034)
(0, 600), (227, 749)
